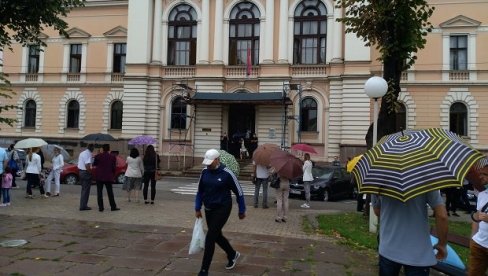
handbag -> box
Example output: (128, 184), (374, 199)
(189, 218), (206, 254)
(269, 173), (281, 189)
(8, 154), (18, 171)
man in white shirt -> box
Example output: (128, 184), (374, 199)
(78, 144), (94, 211)
(252, 161), (269, 209)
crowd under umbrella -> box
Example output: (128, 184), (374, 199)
(14, 138), (48, 149)
(218, 150), (240, 177)
(269, 149), (304, 180)
(352, 128), (484, 202)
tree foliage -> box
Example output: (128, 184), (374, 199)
(336, 0), (435, 148)
(0, 0), (85, 128)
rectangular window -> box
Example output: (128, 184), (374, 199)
(69, 44), (82, 73)
(28, 45), (40, 73)
(113, 43), (126, 73)
(450, 35), (467, 70)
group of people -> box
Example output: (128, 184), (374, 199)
(78, 143), (160, 212)
(220, 131), (258, 160)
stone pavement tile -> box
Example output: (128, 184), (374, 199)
(101, 267), (160, 276)
(62, 253), (109, 264)
(17, 248), (68, 261)
(104, 255), (167, 271)
(1, 259), (72, 275)
(54, 263), (112, 276)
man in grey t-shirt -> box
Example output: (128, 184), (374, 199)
(372, 191), (448, 275)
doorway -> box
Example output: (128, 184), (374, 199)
(227, 104), (255, 158)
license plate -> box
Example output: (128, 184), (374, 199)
(290, 189), (301, 195)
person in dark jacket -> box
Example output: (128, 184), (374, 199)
(142, 145), (159, 204)
(93, 144), (119, 212)
(195, 149), (246, 276)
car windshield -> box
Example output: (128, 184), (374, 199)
(313, 167), (334, 180)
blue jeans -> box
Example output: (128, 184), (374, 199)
(379, 255), (430, 276)
(1, 188), (10, 203)
(254, 178), (268, 207)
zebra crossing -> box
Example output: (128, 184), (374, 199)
(171, 181), (255, 196)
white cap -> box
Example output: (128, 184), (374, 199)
(202, 149), (220, 165)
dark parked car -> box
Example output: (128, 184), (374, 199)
(289, 166), (357, 201)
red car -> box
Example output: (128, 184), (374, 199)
(60, 154), (128, 185)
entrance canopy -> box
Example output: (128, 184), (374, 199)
(189, 92), (292, 105)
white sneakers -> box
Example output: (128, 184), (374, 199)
(300, 203), (311, 208)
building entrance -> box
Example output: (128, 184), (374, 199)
(227, 104), (255, 158)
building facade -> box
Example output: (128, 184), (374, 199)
(1, 0), (488, 170)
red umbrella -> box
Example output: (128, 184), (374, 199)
(269, 150), (304, 180)
(252, 143), (280, 166)
(291, 143), (317, 154)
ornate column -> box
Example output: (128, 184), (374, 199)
(151, 0), (162, 63)
(263, 0), (274, 63)
(213, 0), (224, 64)
(278, 0), (289, 63)
(198, 0), (210, 64)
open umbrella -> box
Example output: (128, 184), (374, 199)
(352, 128), (484, 202)
(81, 133), (115, 142)
(14, 138), (48, 149)
(291, 143), (317, 154)
(252, 143), (280, 166)
(128, 135), (157, 145)
(41, 144), (70, 161)
(269, 150), (304, 180)
(218, 150), (240, 177)
(346, 154), (363, 173)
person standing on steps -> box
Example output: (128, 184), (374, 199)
(195, 149), (246, 276)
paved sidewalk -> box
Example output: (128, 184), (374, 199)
(0, 181), (378, 275)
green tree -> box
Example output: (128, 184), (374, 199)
(336, 0), (435, 148)
(0, 0), (85, 127)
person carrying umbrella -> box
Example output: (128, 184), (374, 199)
(301, 153), (313, 209)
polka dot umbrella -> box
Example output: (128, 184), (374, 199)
(352, 128), (484, 202)
(218, 150), (240, 177)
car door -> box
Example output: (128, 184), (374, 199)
(339, 168), (352, 196)
(329, 168), (342, 196)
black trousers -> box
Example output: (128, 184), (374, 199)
(143, 171), (156, 201)
(79, 171), (91, 209)
(201, 204), (236, 272)
(97, 181), (117, 211)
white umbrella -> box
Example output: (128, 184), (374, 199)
(14, 138), (48, 149)
(41, 144), (70, 161)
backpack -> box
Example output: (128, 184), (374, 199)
(8, 152), (19, 171)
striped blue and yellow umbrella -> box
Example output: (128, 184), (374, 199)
(352, 128), (484, 202)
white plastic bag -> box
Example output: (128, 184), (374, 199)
(189, 218), (206, 254)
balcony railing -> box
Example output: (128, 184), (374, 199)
(449, 70), (469, 81)
(67, 73), (81, 82)
(164, 66), (195, 78)
(25, 74), (38, 82)
(225, 66), (258, 78)
(291, 65), (327, 77)
(111, 73), (124, 82)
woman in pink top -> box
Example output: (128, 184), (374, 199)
(1, 167), (13, 206)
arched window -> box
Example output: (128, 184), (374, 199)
(300, 97), (317, 131)
(67, 100), (80, 128)
(395, 102), (407, 132)
(229, 2), (260, 66)
(24, 100), (36, 127)
(171, 96), (187, 129)
(168, 4), (197, 65)
(450, 102), (467, 136)
(293, 0), (327, 64)
(110, 100), (123, 130)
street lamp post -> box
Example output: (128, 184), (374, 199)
(364, 76), (388, 233)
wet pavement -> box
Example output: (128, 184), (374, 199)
(0, 178), (470, 275)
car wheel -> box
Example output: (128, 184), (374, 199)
(65, 174), (79, 185)
(322, 189), (331, 202)
(116, 173), (125, 184)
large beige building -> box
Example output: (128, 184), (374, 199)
(1, 0), (488, 170)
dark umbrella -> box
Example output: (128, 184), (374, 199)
(81, 133), (115, 142)
(269, 150), (303, 180)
